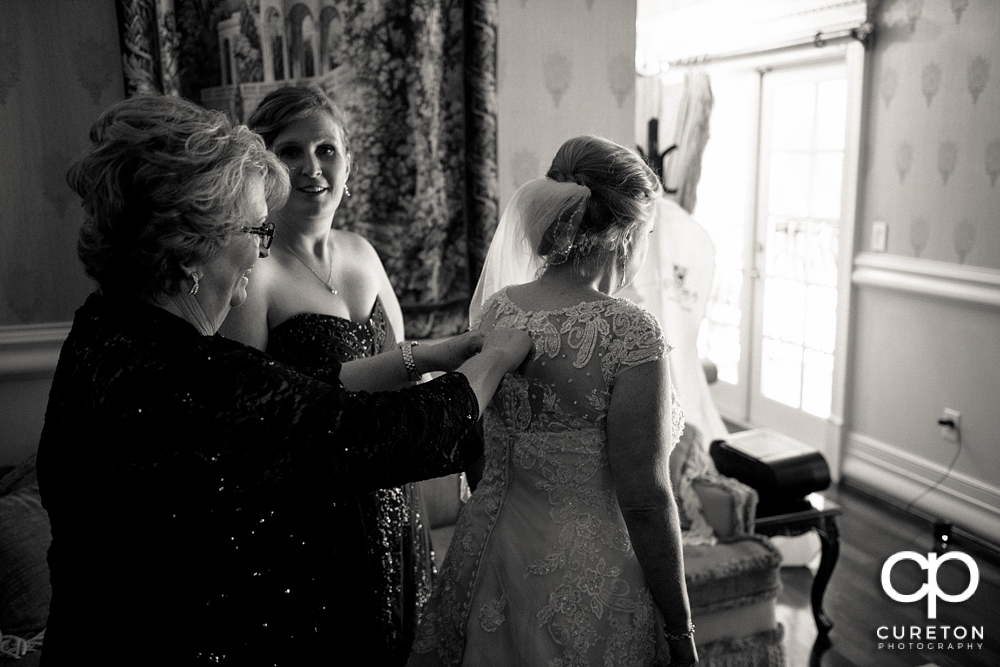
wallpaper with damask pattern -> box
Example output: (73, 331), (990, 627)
(865, 0), (1000, 268)
(1, 0), (497, 336)
(0, 0), (124, 327)
(496, 0), (635, 213)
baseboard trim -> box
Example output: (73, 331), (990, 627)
(842, 432), (1000, 546)
(0, 324), (70, 379)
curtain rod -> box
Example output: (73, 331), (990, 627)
(662, 21), (873, 70)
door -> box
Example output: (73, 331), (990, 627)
(751, 61), (847, 444)
(696, 54), (859, 459)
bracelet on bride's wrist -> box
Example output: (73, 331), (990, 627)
(399, 341), (421, 382)
(663, 622), (695, 642)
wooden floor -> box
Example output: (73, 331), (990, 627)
(774, 483), (1000, 667)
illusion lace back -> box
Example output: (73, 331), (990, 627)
(267, 297), (435, 662)
(411, 287), (684, 667)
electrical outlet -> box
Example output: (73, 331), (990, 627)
(940, 408), (960, 443)
(871, 221), (888, 252)
(934, 521), (952, 553)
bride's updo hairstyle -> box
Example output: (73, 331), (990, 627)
(541, 135), (659, 275)
(469, 135), (659, 325)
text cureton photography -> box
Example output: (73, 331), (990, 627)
(876, 550), (987, 654)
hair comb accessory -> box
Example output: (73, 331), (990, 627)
(469, 178), (590, 329)
(619, 243), (629, 287)
(468, 178), (589, 327)
(539, 195), (588, 265)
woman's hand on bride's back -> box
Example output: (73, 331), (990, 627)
(481, 327), (533, 372)
(418, 331), (486, 373)
(415, 328), (531, 376)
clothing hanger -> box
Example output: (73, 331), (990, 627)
(636, 117), (678, 194)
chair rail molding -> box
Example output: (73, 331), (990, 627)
(0, 323), (71, 379)
(852, 252), (1000, 311)
(843, 431), (1000, 546)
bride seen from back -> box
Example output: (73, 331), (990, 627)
(409, 136), (698, 666)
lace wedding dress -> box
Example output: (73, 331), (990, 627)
(410, 287), (683, 666)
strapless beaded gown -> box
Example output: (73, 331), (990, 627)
(268, 297), (436, 665)
(410, 287), (684, 666)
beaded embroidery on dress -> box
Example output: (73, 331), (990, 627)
(267, 296), (435, 663)
(38, 293), (480, 663)
(410, 287), (684, 667)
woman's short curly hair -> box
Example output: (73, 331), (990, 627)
(246, 84), (351, 152)
(544, 135), (660, 272)
(70, 94), (290, 302)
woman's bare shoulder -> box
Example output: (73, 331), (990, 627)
(330, 228), (379, 258)
(329, 228), (390, 285)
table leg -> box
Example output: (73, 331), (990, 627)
(811, 515), (840, 635)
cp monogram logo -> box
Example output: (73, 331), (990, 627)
(881, 551), (979, 618)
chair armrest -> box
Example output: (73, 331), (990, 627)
(691, 474), (758, 540)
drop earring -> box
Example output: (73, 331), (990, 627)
(619, 247), (629, 288)
(188, 274), (200, 296)
(344, 183), (351, 197)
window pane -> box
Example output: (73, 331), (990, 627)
(762, 277), (805, 345)
(768, 152), (811, 217)
(810, 151), (844, 220)
(771, 82), (816, 150)
(804, 285), (837, 353)
(804, 220), (839, 288)
(816, 79), (848, 150)
(761, 338), (802, 408)
(766, 217), (804, 281)
(802, 348), (833, 418)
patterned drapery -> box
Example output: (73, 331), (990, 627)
(116, 0), (498, 339)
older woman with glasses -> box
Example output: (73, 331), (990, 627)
(35, 95), (531, 666)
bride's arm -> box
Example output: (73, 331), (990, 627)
(607, 358), (698, 667)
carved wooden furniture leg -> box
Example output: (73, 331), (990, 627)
(812, 514), (840, 635)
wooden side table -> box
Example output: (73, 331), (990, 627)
(754, 493), (843, 636)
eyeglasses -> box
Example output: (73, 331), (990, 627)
(241, 222), (275, 249)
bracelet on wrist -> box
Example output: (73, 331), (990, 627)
(399, 341), (421, 382)
(663, 622), (695, 642)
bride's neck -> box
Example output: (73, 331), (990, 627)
(539, 261), (616, 297)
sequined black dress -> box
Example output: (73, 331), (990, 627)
(266, 298), (435, 664)
(36, 294), (480, 666)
